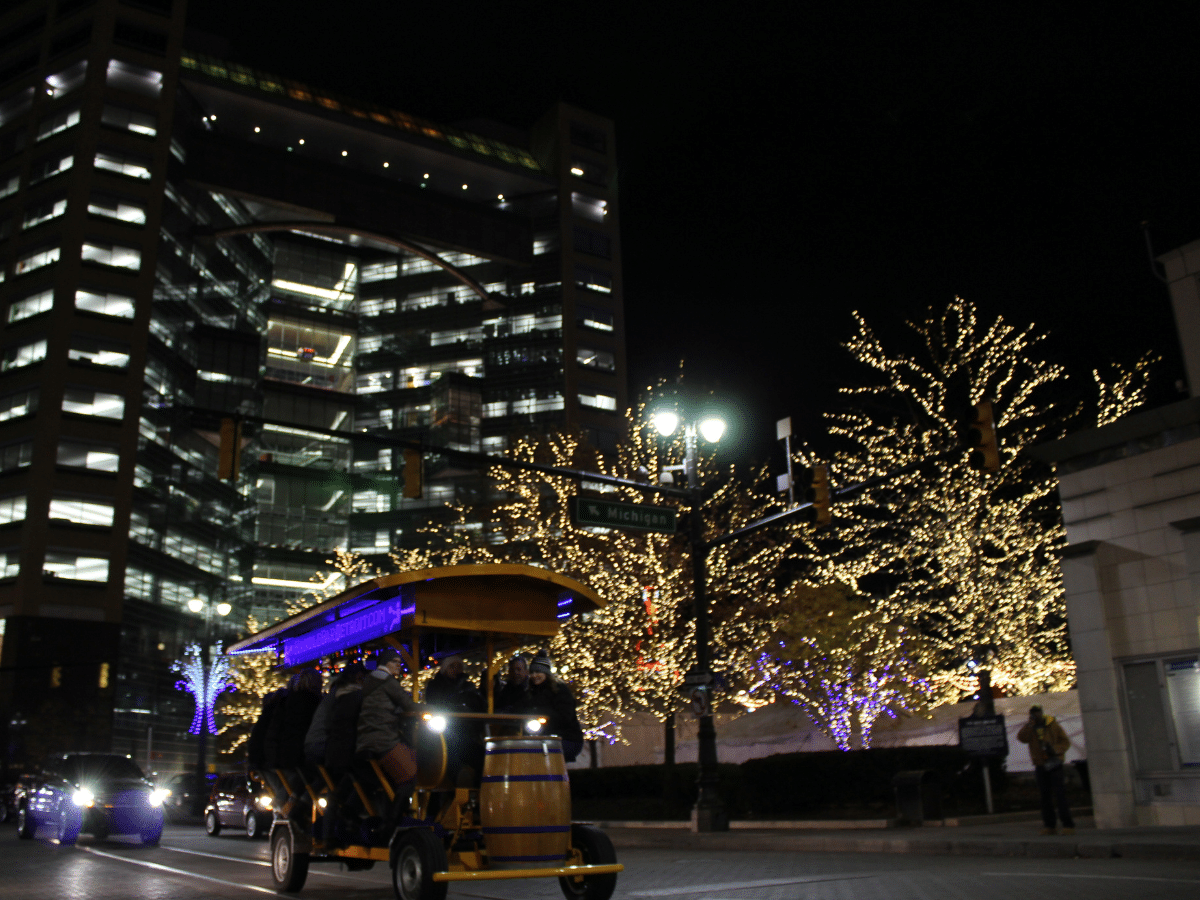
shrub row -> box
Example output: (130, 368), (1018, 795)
(569, 746), (1050, 820)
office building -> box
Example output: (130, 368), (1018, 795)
(0, 0), (626, 773)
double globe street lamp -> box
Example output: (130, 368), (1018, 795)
(652, 408), (729, 832)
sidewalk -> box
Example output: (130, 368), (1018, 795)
(598, 813), (1200, 860)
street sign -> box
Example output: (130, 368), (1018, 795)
(958, 714), (1009, 757)
(570, 496), (677, 533)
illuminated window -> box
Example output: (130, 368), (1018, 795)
(106, 59), (164, 98)
(22, 197), (67, 229)
(82, 240), (141, 270)
(62, 387), (124, 420)
(571, 192), (607, 222)
(36, 107), (80, 142)
(579, 391), (618, 411)
(100, 103), (157, 138)
(44, 60), (87, 99)
(0, 442), (32, 472)
(15, 246), (60, 275)
(57, 440), (120, 472)
(575, 264), (612, 294)
(94, 148), (152, 180)
(8, 289), (53, 323)
(0, 551), (17, 578)
(0, 388), (37, 422)
(68, 337), (130, 369)
(0, 339), (47, 371)
(49, 497), (115, 527)
(577, 347), (616, 371)
(0, 173), (18, 199)
(75, 289), (135, 319)
(360, 261), (398, 283)
(28, 152), (72, 184)
(87, 193), (146, 225)
(0, 496), (26, 525)
(577, 304), (614, 332)
(44, 551), (109, 582)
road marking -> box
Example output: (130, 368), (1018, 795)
(80, 846), (278, 894)
(630, 874), (879, 896)
(160, 845), (376, 881)
(161, 846), (269, 867)
(984, 872), (1200, 885)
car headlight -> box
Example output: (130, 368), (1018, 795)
(148, 788), (170, 807)
(423, 713), (447, 734)
(526, 718), (544, 734)
(72, 787), (95, 808)
(256, 795), (272, 810)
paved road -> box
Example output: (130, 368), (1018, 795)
(3, 823), (1200, 900)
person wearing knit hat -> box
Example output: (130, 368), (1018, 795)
(527, 653), (584, 762)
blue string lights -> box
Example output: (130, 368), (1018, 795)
(173, 642), (235, 735)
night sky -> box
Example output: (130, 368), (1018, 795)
(189, 3), (1200, 468)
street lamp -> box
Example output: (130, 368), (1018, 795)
(652, 408), (729, 832)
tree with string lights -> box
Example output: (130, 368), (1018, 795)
(475, 393), (795, 741)
(806, 296), (1156, 702)
(217, 617), (285, 756)
(748, 582), (934, 750)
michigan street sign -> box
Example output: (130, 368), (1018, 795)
(570, 496), (677, 534)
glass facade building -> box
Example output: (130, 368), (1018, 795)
(0, 0), (625, 775)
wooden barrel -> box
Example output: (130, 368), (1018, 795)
(479, 737), (571, 867)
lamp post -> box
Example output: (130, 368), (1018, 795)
(186, 597), (231, 808)
(652, 409), (729, 832)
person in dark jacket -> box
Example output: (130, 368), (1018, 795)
(323, 663), (367, 774)
(527, 654), (584, 762)
(495, 654), (531, 713)
(306, 662), (366, 767)
(246, 682), (289, 773)
(425, 655), (485, 789)
(357, 648), (422, 810)
(265, 668), (323, 769)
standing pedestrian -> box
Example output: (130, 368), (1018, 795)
(1017, 704), (1075, 835)
(527, 654), (584, 762)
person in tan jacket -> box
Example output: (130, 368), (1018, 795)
(1017, 705), (1075, 834)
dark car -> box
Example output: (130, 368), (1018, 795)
(204, 771), (272, 839)
(15, 753), (166, 845)
(162, 771), (218, 821)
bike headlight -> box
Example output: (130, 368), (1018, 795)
(148, 788), (170, 807)
(526, 718), (544, 734)
(257, 795), (272, 810)
(72, 787), (95, 808)
(423, 713), (447, 734)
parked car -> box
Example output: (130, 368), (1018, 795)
(204, 771), (272, 839)
(15, 753), (167, 845)
(162, 771), (218, 821)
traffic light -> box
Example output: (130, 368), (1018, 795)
(217, 417), (242, 482)
(963, 401), (1000, 472)
(403, 448), (423, 499)
(805, 463), (831, 526)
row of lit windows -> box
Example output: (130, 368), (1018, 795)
(0, 495), (114, 528)
(7, 289), (133, 324)
(0, 550), (110, 584)
(11, 238), (141, 278)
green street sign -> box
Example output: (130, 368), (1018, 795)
(570, 496), (677, 534)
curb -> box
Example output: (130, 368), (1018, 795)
(602, 828), (1200, 861)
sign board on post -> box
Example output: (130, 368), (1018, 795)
(958, 714), (1009, 757)
(569, 496), (677, 534)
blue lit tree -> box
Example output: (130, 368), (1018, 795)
(173, 642), (234, 736)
